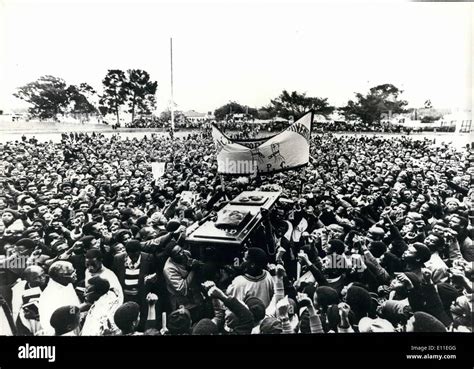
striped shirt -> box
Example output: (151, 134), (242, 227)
(124, 255), (141, 296)
(124, 268), (140, 296)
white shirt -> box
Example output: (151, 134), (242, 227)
(81, 291), (120, 336)
(38, 279), (80, 336)
(424, 253), (448, 284)
(11, 280), (43, 335)
(226, 270), (274, 308)
(85, 266), (124, 305)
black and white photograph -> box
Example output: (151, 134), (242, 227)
(0, 0), (472, 368)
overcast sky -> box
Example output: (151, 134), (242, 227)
(0, 0), (472, 114)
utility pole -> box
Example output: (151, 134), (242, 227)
(170, 37), (175, 137)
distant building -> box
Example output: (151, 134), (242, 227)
(0, 108), (29, 123)
(382, 108), (472, 133)
(313, 114), (330, 124)
(443, 110), (472, 133)
(232, 113), (247, 122)
(183, 110), (214, 124)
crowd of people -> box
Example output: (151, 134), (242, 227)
(321, 121), (404, 133)
(124, 118), (203, 130)
(321, 121), (456, 134)
(0, 128), (472, 336)
(123, 118), (166, 129)
(124, 118), (454, 136)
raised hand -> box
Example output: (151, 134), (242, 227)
(395, 272), (414, 290)
(208, 286), (226, 300)
(201, 280), (216, 292)
(276, 247), (286, 263)
(421, 268), (433, 285)
(296, 292), (313, 308)
(276, 296), (290, 319)
(338, 302), (351, 319)
(146, 293), (159, 305)
(297, 251), (310, 265)
(275, 264), (286, 279)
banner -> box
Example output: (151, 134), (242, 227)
(0, 161), (7, 176)
(151, 162), (166, 180)
(213, 111), (313, 175)
(211, 125), (276, 150)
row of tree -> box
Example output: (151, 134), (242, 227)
(14, 69), (157, 124)
(15, 74), (436, 126)
(214, 84), (410, 124)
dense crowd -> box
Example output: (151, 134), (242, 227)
(0, 129), (472, 336)
(125, 118), (455, 135)
(124, 118), (166, 129)
(322, 121), (404, 133)
(124, 118), (203, 130)
(321, 121), (456, 134)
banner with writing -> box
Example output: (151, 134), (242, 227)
(213, 111), (313, 175)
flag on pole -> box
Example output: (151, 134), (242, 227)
(212, 111), (313, 175)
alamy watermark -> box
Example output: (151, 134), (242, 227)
(0, 249), (33, 269)
(322, 254), (366, 273)
(217, 158), (257, 175)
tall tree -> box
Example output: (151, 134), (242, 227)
(99, 69), (128, 126)
(340, 84), (408, 124)
(269, 90), (335, 120)
(214, 101), (258, 121)
(124, 69), (158, 122)
(13, 75), (69, 120)
(257, 108), (272, 120)
(66, 83), (97, 118)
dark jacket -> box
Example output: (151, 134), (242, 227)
(112, 252), (155, 301)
